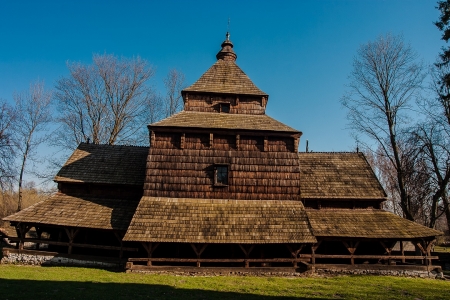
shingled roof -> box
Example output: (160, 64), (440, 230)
(299, 152), (386, 200)
(183, 59), (267, 96)
(150, 111), (299, 133)
(3, 193), (138, 230)
(123, 197), (316, 244)
(306, 209), (442, 239)
(55, 143), (149, 185)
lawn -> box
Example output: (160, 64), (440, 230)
(0, 265), (449, 300)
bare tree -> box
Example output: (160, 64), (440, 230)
(0, 100), (16, 189)
(408, 121), (450, 230)
(341, 34), (425, 221)
(163, 69), (185, 117)
(54, 53), (157, 149)
(13, 81), (52, 211)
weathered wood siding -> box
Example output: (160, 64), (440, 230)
(144, 132), (300, 200)
(184, 93), (265, 115)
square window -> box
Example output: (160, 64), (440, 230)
(214, 165), (228, 186)
(220, 103), (230, 113)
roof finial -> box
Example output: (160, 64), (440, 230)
(226, 18), (230, 41)
(216, 25), (237, 62)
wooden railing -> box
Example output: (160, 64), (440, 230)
(8, 237), (138, 252)
(126, 254), (439, 269)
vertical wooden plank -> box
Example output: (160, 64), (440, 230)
(236, 134), (240, 150)
(180, 133), (185, 149)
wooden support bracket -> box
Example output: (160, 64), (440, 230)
(286, 244), (304, 268)
(35, 226), (43, 250)
(190, 243), (208, 267)
(64, 228), (80, 254)
(113, 231), (125, 259)
(142, 242), (160, 266)
(342, 241), (359, 265)
(239, 244), (255, 268)
(16, 223), (31, 251)
(379, 240), (397, 265)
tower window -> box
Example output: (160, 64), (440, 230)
(214, 164), (229, 186)
(219, 103), (230, 113)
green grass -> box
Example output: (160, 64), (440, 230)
(0, 265), (449, 299)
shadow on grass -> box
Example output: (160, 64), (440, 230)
(0, 278), (331, 300)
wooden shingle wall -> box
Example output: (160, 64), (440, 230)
(184, 94), (265, 115)
(144, 132), (301, 200)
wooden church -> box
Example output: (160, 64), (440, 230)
(3, 33), (442, 272)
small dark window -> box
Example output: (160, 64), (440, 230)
(220, 103), (230, 113)
(214, 165), (228, 186)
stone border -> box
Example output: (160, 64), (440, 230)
(1, 248), (122, 269)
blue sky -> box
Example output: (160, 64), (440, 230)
(0, 0), (443, 159)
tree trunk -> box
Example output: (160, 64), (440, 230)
(17, 139), (30, 212)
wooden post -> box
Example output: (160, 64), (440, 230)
(190, 243), (208, 267)
(400, 241), (405, 263)
(286, 244), (304, 268)
(239, 244), (255, 268)
(311, 241), (322, 266)
(64, 228), (79, 254)
(142, 242), (160, 266)
(209, 133), (214, 148)
(380, 241), (396, 265)
(16, 223), (31, 251)
(264, 136), (268, 152)
(113, 231), (124, 259)
(414, 240), (427, 265)
(35, 227), (43, 250)
(343, 241), (359, 265)
(236, 134), (240, 150)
